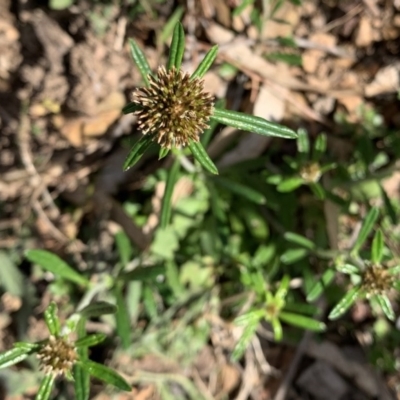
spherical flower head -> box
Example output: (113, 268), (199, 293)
(300, 162), (322, 183)
(361, 263), (395, 297)
(132, 66), (214, 149)
(37, 335), (77, 377)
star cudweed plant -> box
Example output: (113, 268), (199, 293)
(122, 22), (297, 173)
(0, 301), (131, 400)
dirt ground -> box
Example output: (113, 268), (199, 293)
(1, 0), (400, 399)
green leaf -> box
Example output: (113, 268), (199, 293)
(49, 0), (73, 10)
(79, 360), (131, 391)
(115, 231), (132, 267)
(79, 302), (117, 318)
(119, 265), (165, 282)
(371, 229), (384, 264)
(306, 269), (336, 302)
(75, 334), (107, 348)
(212, 108), (297, 139)
(336, 263), (360, 275)
(279, 311), (326, 331)
(214, 176), (266, 205)
(44, 302), (61, 337)
(122, 102), (142, 115)
(231, 319), (259, 362)
(271, 317), (283, 341)
(25, 250), (89, 286)
(74, 319), (90, 400)
(160, 158), (180, 228)
(128, 39), (152, 87)
(309, 182), (325, 200)
(114, 285), (131, 349)
(0, 346), (33, 369)
(123, 134), (154, 171)
(201, 99), (225, 147)
(352, 207), (379, 255)
(167, 22), (185, 71)
(188, 140), (218, 175)
(312, 133), (327, 161)
(277, 176), (304, 192)
(297, 128), (309, 154)
(276, 275), (290, 301)
(234, 309), (266, 326)
(375, 294), (395, 321)
(328, 286), (361, 320)
(191, 45), (219, 79)
(280, 248), (309, 264)
(74, 363), (90, 400)
(35, 375), (55, 400)
(284, 232), (315, 250)
(159, 6), (184, 44)
(379, 184), (397, 225)
(159, 147), (170, 160)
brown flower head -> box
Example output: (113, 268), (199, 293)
(299, 162), (322, 183)
(132, 66), (214, 148)
(361, 263), (395, 297)
(37, 335), (77, 377)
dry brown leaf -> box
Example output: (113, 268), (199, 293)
(365, 63), (400, 97)
(355, 15), (374, 47)
(204, 22), (235, 45)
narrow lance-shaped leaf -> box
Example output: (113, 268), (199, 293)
(191, 45), (218, 79)
(231, 320), (259, 362)
(159, 147), (169, 160)
(279, 311), (326, 331)
(312, 133), (327, 161)
(297, 128), (310, 154)
(310, 182), (325, 200)
(284, 232), (315, 250)
(375, 294), (395, 321)
(123, 134), (154, 171)
(128, 39), (152, 87)
(271, 317), (283, 341)
(75, 333), (107, 348)
(336, 263), (360, 275)
(306, 269), (336, 302)
(35, 375), (55, 400)
(188, 139), (218, 175)
(328, 286), (361, 320)
(371, 228), (384, 264)
(0, 346), (33, 369)
(78, 301), (117, 319)
(379, 184), (397, 225)
(167, 22), (185, 71)
(74, 318), (90, 400)
(277, 176), (304, 192)
(352, 207), (379, 255)
(114, 285), (131, 349)
(212, 108), (297, 139)
(214, 176), (266, 205)
(25, 250), (89, 286)
(44, 302), (61, 337)
(79, 360), (131, 391)
(160, 158), (180, 228)
(74, 363), (90, 400)
(280, 248), (309, 265)
(276, 275), (290, 301)
(159, 6), (184, 44)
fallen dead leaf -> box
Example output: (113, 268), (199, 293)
(355, 15), (374, 47)
(365, 63), (400, 97)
